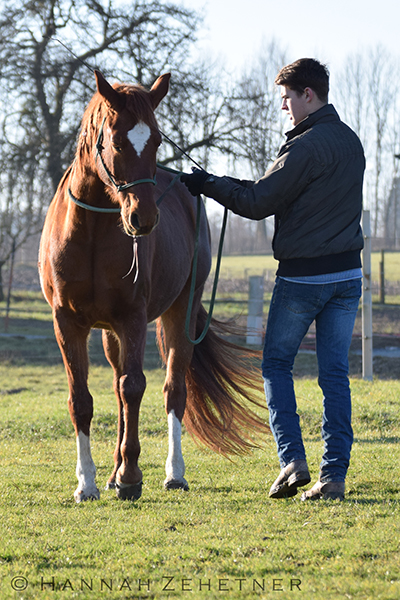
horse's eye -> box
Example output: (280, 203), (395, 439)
(113, 145), (122, 153)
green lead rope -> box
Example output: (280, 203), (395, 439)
(157, 163), (228, 345)
(184, 196), (228, 345)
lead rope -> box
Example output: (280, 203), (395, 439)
(122, 236), (139, 283)
(156, 164), (228, 344)
(185, 196), (228, 345)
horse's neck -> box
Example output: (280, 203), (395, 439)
(68, 159), (105, 203)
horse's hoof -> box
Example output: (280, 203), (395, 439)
(74, 488), (100, 503)
(105, 481), (116, 490)
(115, 480), (142, 501)
(164, 478), (189, 491)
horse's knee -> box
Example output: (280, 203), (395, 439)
(119, 372), (146, 402)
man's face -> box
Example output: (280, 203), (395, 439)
(280, 86), (309, 126)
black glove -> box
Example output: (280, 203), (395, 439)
(180, 168), (211, 196)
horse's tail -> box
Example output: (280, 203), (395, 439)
(158, 304), (269, 456)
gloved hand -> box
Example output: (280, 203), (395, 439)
(180, 168), (211, 196)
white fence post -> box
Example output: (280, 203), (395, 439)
(247, 275), (264, 345)
(362, 210), (373, 381)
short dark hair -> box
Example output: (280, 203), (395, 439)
(275, 58), (329, 103)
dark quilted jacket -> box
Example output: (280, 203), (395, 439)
(203, 104), (365, 276)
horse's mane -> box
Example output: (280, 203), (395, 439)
(77, 82), (158, 157)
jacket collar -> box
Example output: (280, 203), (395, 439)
(285, 104), (340, 140)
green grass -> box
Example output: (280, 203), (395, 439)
(370, 252), (400, 283)
(1, 361), (400, 600)
(212, 252), (400, 284)
(0, 258), (398, 598)
(212, 254), (278, 279)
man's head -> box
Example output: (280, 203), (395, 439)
(275, 58), (329, 126)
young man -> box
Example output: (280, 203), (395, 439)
(181, 58), (365, 501)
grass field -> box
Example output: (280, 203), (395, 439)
(211, 251), (400, 284)
(1, 360), (400, 600)
(0, 255), (400, 599)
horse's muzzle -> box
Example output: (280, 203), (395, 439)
(123, 210), (160, 237)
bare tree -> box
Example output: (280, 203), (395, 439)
(0, 0), (203, 190)
(156, 58), (242, 171)
(333, 53), (370, 152)
(0, 0), (273, 276)
(215, 40), (287, 253)
(0, 0), (207, 296)
(335, 46), (400, 238)
(368, 47), (398, 236)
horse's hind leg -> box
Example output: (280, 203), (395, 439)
(159, 302), (197, 491)
(101, 329), (124, 489)
(53, 310), (100, 502)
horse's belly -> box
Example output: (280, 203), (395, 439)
(145, 238), (211, 322)
(146, 275), (190, 322)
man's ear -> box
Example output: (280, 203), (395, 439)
(304, 87), (314, 103)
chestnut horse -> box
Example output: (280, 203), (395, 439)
(39, 70), (267, 502)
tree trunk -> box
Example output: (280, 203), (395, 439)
(0, 261), (5, 302)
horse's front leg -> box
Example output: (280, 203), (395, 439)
(112, 321), (147, 501)
(101, 329), (124, 489)
(53, 310), (100, 503)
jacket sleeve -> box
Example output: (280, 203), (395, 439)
(203, 142), (314, 220)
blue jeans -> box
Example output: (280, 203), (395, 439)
(262, 277), (362, 482)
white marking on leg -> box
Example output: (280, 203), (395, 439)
(165, 410), (186, 486)
(75, 431), (100, 502)
(127, 122), (151, 157)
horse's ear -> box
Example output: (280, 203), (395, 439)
(94, 70), (125, 111)
(149, 73), (171, 109)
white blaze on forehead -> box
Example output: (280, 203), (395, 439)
(127, 122), (151, 157)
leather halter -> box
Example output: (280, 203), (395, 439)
(68, 116), (157, 213)
(95, 116), (157, 192)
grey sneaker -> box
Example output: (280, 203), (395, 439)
(301, 480), (345, 501)
(268, 460), (311, 499)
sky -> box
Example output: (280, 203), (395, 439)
(181, 0), (400, 76)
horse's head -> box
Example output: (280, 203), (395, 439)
(90, 70), (170, 237)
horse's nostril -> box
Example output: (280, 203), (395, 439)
(130, 213), (140, 231)
(127, 212), (159, 235)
